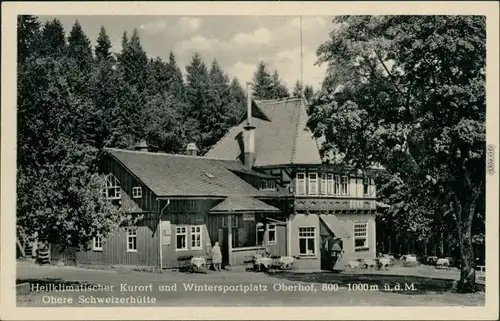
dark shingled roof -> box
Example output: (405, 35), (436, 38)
(205, 97), (322, 167)
(105, 148), (281, 198)
(209, 196), (280, 213)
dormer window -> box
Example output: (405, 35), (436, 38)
(261, 180), (276, 191)
(101, 174), (121, 200)
(132, 186), (142, 199)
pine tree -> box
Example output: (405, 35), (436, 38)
(17, 15), (41, 64)
(227, 77), (247, 125)
(304, 85), (314, 102)
(252, 61), (273, 100)
(292, 80), (303, 97)
(165, 52), (185, 101)
(292, 80), (314, 101)
(185, 53), (210, 120)
(205, 59), (232, 148)
(145, 57), (163, 96)
(39, 19), (67, 57)
(140, 92), (187, 154)
(95, 26), (113, 62)
(88, 30), (121, 150)
(121, 31), (129, 52)
(118, 29), (148, 90)
(271, 70), (290, 99)
(209, 59), (230, 109)
(67, 20), (94, 72)
(184, 53), (211, 149)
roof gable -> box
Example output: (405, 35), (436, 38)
(209, 196), (280, 213)
(206, 98), (322, 167)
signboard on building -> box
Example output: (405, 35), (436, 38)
(243, 213), (255, 221)
(161, 221), (171, 245)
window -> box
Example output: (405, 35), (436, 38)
(341, 176), (349, 195)
(126, 228), (137, 252)
(326, 174), (335, 196)
(222, 216), (238, 228)
(298, 227), (316, 256)
(363, 176), (370, 196)
(132, 186), (142, 199)
(261, 180), (276, 191)
(93, 235), (103, 251)
(102, 174), (121, 200)
(175, 226), (188, 251)
(268, 224), (277, 244)
(354, 222), (368, 251)
(320, 174), (328, 196)
(334, 175), (341, 195)
(308, 172), (318, 196)
(191, 226), (202, 250)
(296, 172), (306, 196)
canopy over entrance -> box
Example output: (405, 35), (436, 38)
(319, 214), (352, 239)
(209, 196), (280, 214)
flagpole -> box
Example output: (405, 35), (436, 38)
(300, 15), (304, 101)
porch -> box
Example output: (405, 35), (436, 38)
(208, 196), (287, 266)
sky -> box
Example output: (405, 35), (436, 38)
(40, 15), (335, 91)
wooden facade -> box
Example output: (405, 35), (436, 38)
(51, 152), (379, 272)
(100, 154), (159, 213)
(51, 214), (159, 268)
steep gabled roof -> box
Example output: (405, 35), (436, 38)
(105, 148), (276, 198)
(205, 97), (322, 167)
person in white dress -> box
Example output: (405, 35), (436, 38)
(212, 241), (222, 271)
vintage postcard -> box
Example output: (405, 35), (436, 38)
(1, 1), (499, 320)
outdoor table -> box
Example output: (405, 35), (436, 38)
(191, 257), (206, 268)
(190, 257), (208, 273)
(255, 257), (273, 270)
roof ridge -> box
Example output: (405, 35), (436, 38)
(290, 100), (304, 164)
(255, 97), (302, 105)
(104, 147), (239, 162)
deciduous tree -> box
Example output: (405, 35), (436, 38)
(309, 15), (485, 293)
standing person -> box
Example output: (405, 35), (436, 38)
(212, 241), (222, 271)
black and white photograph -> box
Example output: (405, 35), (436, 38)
(1, 1), (499, 320)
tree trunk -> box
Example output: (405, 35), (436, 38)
(453, 181), (482, 293)
(456, 224), (476, 293)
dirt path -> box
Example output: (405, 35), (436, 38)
(16, 261), (485, 307)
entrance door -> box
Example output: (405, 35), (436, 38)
(320, 236), (333, 270)
(219, 228), (229, 265)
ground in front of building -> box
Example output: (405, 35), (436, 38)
(16, 261), (485, 307)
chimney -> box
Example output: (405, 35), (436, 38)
(134, 140), (149, 152)
(186, 143), (198, 156)
(243, 82), (256, 169)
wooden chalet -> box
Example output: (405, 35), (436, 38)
(206, 96), (383, 270)
(52, 89), (383, 271)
